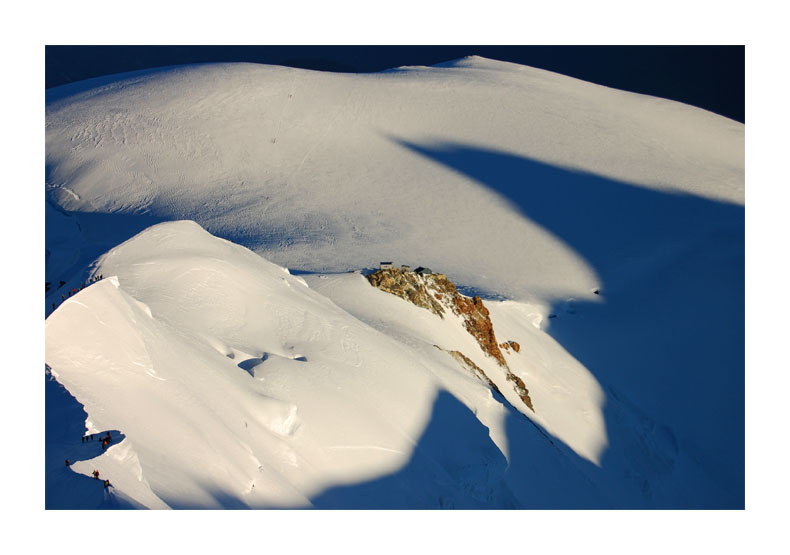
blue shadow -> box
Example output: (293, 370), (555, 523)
(388, 139), (744, 508)
(45, 199), (166, 317)
(309, 389), (617, 509)
(310, 390), (517, 509)
(45, 369), (137, 509)
(43, 136), (744, 508)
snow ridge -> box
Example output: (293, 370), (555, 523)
(44, 57), (744, 508)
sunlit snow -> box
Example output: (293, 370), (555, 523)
(45, 56), (743, 508)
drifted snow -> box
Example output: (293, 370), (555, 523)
(45, 56), (743, 300)
(44, 57), (744, 509)
(46, 220), (730, 509)
(47, 221), (561, 507)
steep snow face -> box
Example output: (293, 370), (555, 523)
(307, 268), (740, 508)
(48, 221), (597, 508)
(46, 222), (436, 507)
(304, 271), (608, 466)
(44, 57), (744, 508)
(45, 57), (743, 301)
(44, 220), (739, 508)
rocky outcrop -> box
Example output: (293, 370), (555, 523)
(438, 347), (535, 414)
(506, 372), (534, 412)
(366, 267), (445, 317)
(369, 266), (534, 413)
(444, 349), (503, 397)
(500, 340), (520, 353)
(367, 267), (507, 367)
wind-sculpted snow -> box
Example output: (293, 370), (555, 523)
(307, 270), (608, 468)
(45, 219), (742, 508)
(45, 57), (743, 301)
(44, 57), (744, 508)
(47, 221), (587, 508)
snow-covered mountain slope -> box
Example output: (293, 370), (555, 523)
(45, 56), (742, 299)
(44, 57), (744, 508)
(45, 220), (605, 508)
(304, 269), (730, 508)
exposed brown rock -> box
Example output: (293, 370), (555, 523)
(368, 268), (508, 366)
(500, 340), (521, 353)
(366, 267), (445, 317)
(444, 349), (503, 398)
(439, 347), (535, 414)
(506, 372), (534, 412)
(370, 266), (533, 413)
(430, 275), (507, 367)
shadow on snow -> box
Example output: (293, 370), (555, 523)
(309, 389), (607, 509)
(306, 139), (744, 509)
(386, 139), (745, 508)
(44, 138), (744, 508)
(45, 370), (137, 509)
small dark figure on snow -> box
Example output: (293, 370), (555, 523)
(103, 479), (110, 489)
(65, 459), (70, 466)
(93, 469), (99, 479)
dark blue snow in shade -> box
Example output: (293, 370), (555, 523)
(394, 139), (745, 508)
(45, 141), (743, 508)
